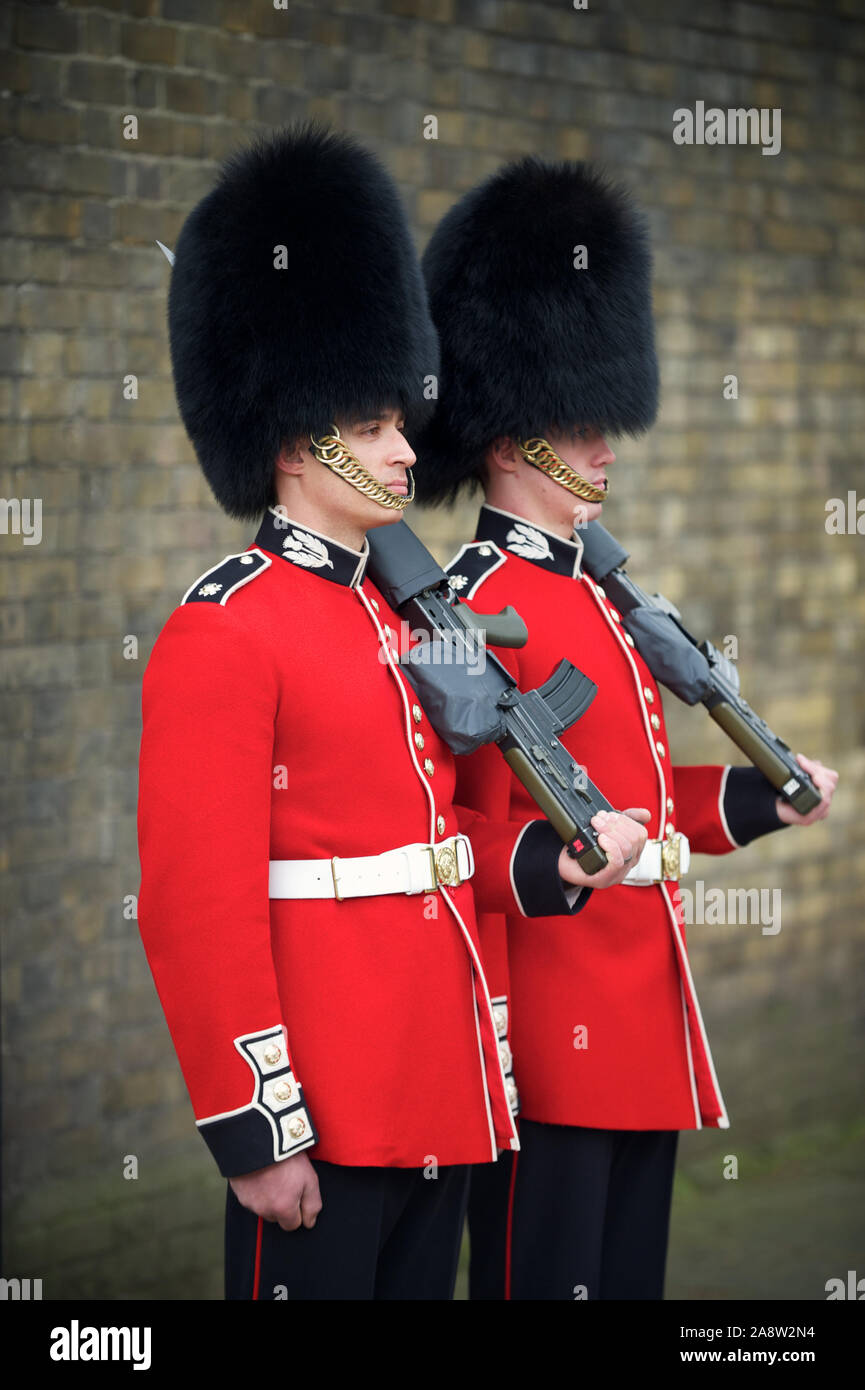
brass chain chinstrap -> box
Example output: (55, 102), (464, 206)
(518, 437), (607, 503)
(308, 428), (415, 510)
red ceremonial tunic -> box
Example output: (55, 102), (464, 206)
(137, 507), (578, 1176)
(447, 505), (746, 1132)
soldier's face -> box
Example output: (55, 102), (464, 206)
(332, 409), (416, 531)
(339, 410), (415, 499)
(543, 428), (615, 532)
(276, 409), (416, 546)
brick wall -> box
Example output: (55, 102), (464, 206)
(1, 0), (863, 1298)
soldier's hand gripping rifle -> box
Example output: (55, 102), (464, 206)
(579, 521), (821, 815)
(366, 520), (616, 875)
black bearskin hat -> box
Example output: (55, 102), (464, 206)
(413, 158), (658, 505)
(168, 124), (439, 520)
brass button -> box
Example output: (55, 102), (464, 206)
(263, 1044), (281, 1066)
(666, 822), (675, 837)
(666, 797), (674, 813)
(499, 1041), (512, 1071)
(644, 686), (654, 702)
(384, 624), (392, 638)
(650, 713), (661, 730)
(288, 1116), (306, 1140)
(423, 758), (435, 776)
(478, 545), (492, 557)
(655, 741), (665, 757)
(436, 815), (446, 835)
(506, 1078), (519, 1105)
(493, 1007), (506, 1034)
(239, 555), (254, 566)
(624, 633), (635, 647)
(412, 704), (422, 724)
(610, 610), (621, 622)
(273, 1081), (293, 1103)
(414, 731), (425, 750)
(595, 584), (606, 599)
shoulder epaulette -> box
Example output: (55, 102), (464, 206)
(444, 541), (506, 600)
(181, 548), (271, 606)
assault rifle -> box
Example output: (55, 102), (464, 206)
(579, 521), (821, 815)
(366, 520), (618, 875)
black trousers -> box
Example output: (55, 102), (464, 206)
(226, 1159), (469, 1300)
(468, 1120), (679, 1300)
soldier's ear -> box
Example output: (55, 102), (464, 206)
(275, 438), (306, 475)
(487, 437), (520, 473)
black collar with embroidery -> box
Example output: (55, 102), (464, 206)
(254, 508), (369, 588)
(476, 505), (584, 579)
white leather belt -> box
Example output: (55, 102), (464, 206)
(623, 832), (690, 886)
(269, 834), (475, 901)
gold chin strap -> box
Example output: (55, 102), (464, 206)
(518, 437), (607, 504)
(308, 427), (415, 511)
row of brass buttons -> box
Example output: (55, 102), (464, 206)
(373, 611), (446, 837)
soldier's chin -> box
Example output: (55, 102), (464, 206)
(361, 494), (405, 528)
(574, 498), (604, 529)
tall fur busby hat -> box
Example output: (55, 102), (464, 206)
(413, 158), (658, 505)
(168, 124), (439, 520)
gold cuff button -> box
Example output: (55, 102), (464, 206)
(273, 1081), (293, 1103)
(288, 1116), (306, 1140)
(263, 1044), (281, 1066)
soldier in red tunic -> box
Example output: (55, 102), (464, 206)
(412, 157), (838, 1300)
(136, 129), (648, 1300)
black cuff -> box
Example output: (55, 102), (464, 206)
(198, 1102), (317, 1179)
(512, 820), (593, 918)
(723, 766), (786, 847)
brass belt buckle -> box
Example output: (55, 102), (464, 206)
(660, 829), (681, 882)
(426, 839), (462, 891)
